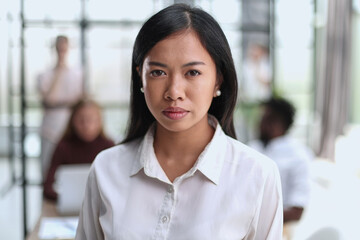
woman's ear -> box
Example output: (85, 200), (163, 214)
(136, 67), (144, 92)
(214, 74), (223, 97)
(136, 66), (141, 77)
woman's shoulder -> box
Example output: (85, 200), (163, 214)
(224, 136), (279, 176)
(219, 137), (282, 202)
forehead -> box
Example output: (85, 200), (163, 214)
(144, 30), (211, 62)
(56, 38), (68, 46)
(75, 104), (99, 115)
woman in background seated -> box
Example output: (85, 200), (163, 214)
(43, 99), (114, 200)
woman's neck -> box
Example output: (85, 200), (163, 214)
(153, 116), (215, 182)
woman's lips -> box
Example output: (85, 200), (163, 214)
(162, 107), (189, 120)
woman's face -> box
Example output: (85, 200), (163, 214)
(140, 30), (220, 134)
(73, 105), (102, 142)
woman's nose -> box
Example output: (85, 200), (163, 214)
(164, 74), (185, 101)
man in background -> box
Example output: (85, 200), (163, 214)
(249, 97), (313, 223)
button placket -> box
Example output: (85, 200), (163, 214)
(162, 185), (174, 224)
(152, 184), (176, 239)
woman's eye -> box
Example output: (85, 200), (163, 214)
(150, 70), (166, 77)
(186, 70), (200, 77)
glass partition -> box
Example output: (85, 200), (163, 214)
(274, 0), (315, 145)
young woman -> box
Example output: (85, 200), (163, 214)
(43, 99), (114, 200)
(76, 4), (283, 239)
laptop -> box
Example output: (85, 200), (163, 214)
(55, 164), (91, 215)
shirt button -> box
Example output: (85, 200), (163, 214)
(168, 186), (174, 193)
(162, 216), (168, 223)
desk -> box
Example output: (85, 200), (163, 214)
(27, 200), (78, 240)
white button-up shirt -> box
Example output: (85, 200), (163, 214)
(76, 118), (283, 240)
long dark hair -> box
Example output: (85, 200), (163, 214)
(122, 4), (238, 143)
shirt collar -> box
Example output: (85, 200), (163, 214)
(193, 116), (228, 185)
(130, 115), (228, 185)
(131, 124), (171, 183)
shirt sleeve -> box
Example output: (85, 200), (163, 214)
(287, 156), (311, 208)
(75, 166), (104, 240)
(246, 162), (284, 240)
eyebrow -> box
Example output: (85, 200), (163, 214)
(148, 61), (206, 68)
(182, 61), (205, 67)
(148, 61), (167, 68)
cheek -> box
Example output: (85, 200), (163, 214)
(144, 83), (164, 103)
(191, 80), (216, 100)
(188, 88), (215, 111)
(93, 121), (102, 133)
(86, 118), (100, 130)
(73, 120), (82, 132)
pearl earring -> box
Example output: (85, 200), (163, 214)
(140, 87), (144, 93)
(216, 90), (221, 97)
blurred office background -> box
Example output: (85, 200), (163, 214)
(0, 0), (360, 239)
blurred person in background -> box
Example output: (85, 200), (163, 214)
(239, 43), (272, 141)
(241, 43), (272, 103)
(249, 97), (313, 223)
(37, 35), (84, 179)
(43, 99), (114, 201)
